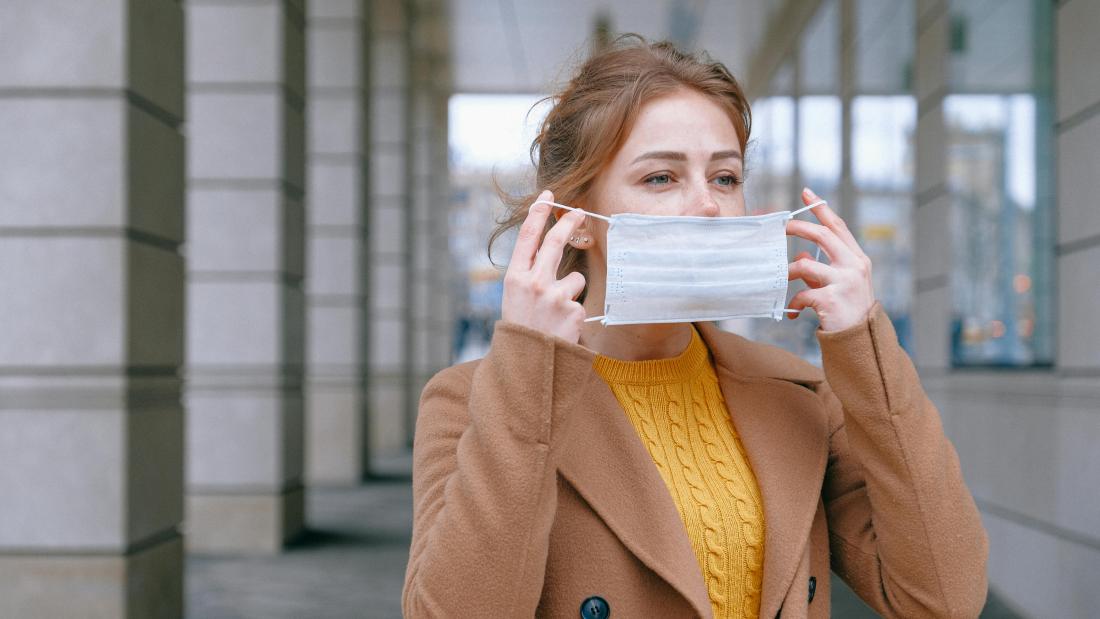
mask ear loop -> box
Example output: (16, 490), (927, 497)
(780, 199), (829, 317)
(530, 200), (613, 223)
(530, 201), (612, 324)
(788, 199), (828, 262)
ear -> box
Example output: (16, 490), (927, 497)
(568, 221), (593, 249)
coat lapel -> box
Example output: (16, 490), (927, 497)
(695, 322), (830, 619)
(556, 374), (714, 618)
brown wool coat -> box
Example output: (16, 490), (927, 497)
(402, 302), (989, 618)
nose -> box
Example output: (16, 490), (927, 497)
(684, 179), (720, 217)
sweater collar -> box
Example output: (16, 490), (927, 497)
(592, 325), (711, 385)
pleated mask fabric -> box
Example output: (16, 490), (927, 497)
(532, 200), (824, 326)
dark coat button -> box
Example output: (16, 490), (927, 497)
(808, 576), (817, 603)
(580, 595), (610, 619)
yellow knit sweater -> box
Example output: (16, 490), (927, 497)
(593, 325), (765, 619)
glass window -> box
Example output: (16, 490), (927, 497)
(786, 0), (840, 365)
(739, 2), (841, 365)
(852, 94), (916, 350)
(946, 94), (1052, 365)
(447, 94), (548, 362)
(799, 96), (842, 197)
(946, 0), (1054, 366)
(745, 94), (795, 215)
(851, 0), (917, 352)
(798, 0), (841, 203)
(742, 0), (922, 361)
(732, 60), (799, 349)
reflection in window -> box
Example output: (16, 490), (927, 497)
(743, 93), (821, 362)
(946, 94), (1051, 365)
(780, 95), (841, 363)
(945, 0), (1053, 367)
(853, 96), (916, 350)
(744, 1), (922, 363)
(746, 96), (795, 215)
(448, 94), (548, 362)
(798, 96), (841, 197)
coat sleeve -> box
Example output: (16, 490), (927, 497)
(815, 302), (989, 619)
(402, 321), (596, 618)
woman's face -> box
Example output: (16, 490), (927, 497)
(588, 88), (747, 219)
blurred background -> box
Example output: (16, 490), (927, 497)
(0, 0), (1096, 617)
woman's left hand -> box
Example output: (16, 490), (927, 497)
(785, 187), (877, 332)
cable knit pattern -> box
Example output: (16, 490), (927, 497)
(593, 326), (766, 619)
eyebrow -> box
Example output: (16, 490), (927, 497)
(631, 150), (743, 164)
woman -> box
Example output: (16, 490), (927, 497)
(403, 37), (987, 618)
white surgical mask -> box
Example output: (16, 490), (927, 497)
(533, 200), (825, 326)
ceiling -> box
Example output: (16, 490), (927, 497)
(449, 0), (777, 94)
(449, 0), (1038, 97)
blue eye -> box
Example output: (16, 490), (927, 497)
(644, 174), (671, 185)
(714, 174), (742, 187)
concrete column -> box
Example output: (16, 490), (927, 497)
(912, 0), (951, 371)
(790, 47), (804, 206)
(368, 0), (412, 459)
(0, 2), (185, 616)
(1055, 0), (1100, 374)
(408, 0), (453, 443)
(409, 70), (432, 440)
(427, 60), (455, 380)
(304, 2), (371, 485)
(184, 0), (307, 553)
(838, 0), (857, 230)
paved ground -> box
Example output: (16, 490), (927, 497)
(186, 457), (413, 619)
(186, 453), (1023, 618)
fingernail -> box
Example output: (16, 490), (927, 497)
(803, 187), (817, 199)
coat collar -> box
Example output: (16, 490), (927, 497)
(557, 322), (830, 619)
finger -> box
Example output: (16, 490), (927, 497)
(788, 256), (837, 289)
(533, 207), (585, 277)
(556, 271), (587, 301)
(510, 190), (554, 272)
(786, 219), (858, 265)
(786, 287), (824, 319)
(802, 188), (863, 256)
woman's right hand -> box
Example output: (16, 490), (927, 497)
(500, 190), (588, 343)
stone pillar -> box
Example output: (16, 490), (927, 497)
(912, 0), (951, 371)
(304, 2), (371, 485)
(184, 0), (307, 553)
(0, 2), (185, 616)
(408, 0), (453, 442)
(368, 0), (412, 460)
(790, 47), (804, 207)
(838, 0), (857, 230)
(427, 54), (456, 385)
(1055, 0), (1100, 373)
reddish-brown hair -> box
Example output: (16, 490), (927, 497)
(490, 34), (752, 301)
